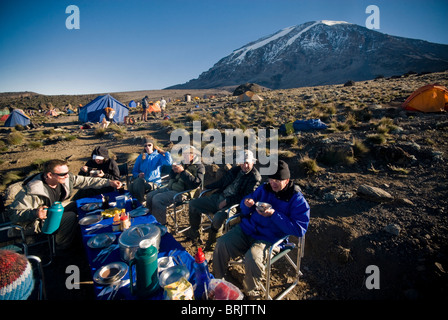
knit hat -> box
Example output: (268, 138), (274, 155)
(268, 160), (290, 180)
(0, 250), (34, 300)
(91, 146), (109, 160)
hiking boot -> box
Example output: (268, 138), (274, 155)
(185, 228), (202, 244)
(204, 231), (217, 251)
(204, 227), (222, 251)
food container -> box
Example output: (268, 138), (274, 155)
(255, 202), (272, 213)
(118, 224), (161, 262)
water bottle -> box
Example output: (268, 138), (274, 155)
(129, 239), (159, 297)
(42, 201), (64, 234)
(193, 247), (211, 300)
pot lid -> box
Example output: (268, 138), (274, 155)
(118, 223), (161, 247)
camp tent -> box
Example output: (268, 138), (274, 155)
(0, 108), (10, 116)
(147, 101), (161, 113)
(78, 94), (129, 123)
(3, 109), (31, 127)
(402, 84), (448, 112)
(236, 91), (263, 103)
(45, 109), (59, 117)
(129, 100), (137, 108)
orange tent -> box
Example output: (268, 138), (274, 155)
(147, 101), (161, 113)
(402, 84), (448, 112)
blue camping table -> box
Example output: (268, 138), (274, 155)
(76, 192), (196, 300)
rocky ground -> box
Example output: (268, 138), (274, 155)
(1, 71), (447, 300)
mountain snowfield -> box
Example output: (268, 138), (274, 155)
(169, 20), (448, 90)
(231, 20), (351, 63)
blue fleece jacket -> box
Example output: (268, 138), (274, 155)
(240, 182), (310, 244)
(132, 150), (172, 184)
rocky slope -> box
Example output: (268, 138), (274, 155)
(0, 71), (447, 300)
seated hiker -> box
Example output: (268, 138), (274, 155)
(212, 160), (310, 299)
(146, 146), (205, 225)
(7, 159), (122, 252)
(74, 146), (121, 199)
(78, 146), (120, 180)
(187, 150), (261, 249)
(128, 138), (172, 204)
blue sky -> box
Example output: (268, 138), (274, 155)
(0, 0), (447, 95)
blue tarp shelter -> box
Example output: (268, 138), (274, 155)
(4, 109), (31, 127)
(78, 94), (129, 124)
(279, 119), (328, 135)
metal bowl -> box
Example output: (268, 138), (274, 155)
(79, 214), (103, 226)
(93, 261), (128, 285)
(87, 233), (116, 249)
(158, 265), (190, 288)
(255, 202), (272, 213)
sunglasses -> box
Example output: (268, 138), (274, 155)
(52, 172), (69, 177)
(144, 143), (153, 147)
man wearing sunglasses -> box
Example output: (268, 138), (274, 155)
(7, 159), (122, 252)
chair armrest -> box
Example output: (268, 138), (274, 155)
(0, 223), (27, 243)
(172, 188), (198, 202)
(198, 188), (218, 198)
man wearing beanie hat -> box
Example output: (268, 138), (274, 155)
(213, 160), (310, 299)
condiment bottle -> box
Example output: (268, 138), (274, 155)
(112, 211), (121, 232)
(193, 247), (211, 300)
(120, 208), (130, 231)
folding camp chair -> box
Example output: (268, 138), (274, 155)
(225, 213), (306, 300)
(166, 186), (202, 234)
(0, 222), (56, 267)
(117, 162), (130, 189)
(27, 255), (47, 300)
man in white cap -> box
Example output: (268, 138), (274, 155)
(188, 150), (261, 249)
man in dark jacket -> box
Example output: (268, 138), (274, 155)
(188, 150), (261, 249)
(78, 146), (120, 180)
(74, 146), (120, 199)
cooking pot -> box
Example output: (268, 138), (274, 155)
(118, 224), (161, 262)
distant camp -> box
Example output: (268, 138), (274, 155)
(402, 84), (448, 112)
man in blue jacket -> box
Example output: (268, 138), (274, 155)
(128, 138), (172, 203)
(212, 160), (310, 299)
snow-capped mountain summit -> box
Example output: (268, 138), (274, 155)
(169, 20), (448, 89)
